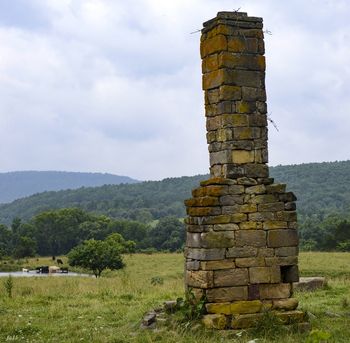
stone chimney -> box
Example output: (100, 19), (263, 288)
(184, 12), (307, 330)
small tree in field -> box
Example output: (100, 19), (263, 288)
(68, 233), (134, 277)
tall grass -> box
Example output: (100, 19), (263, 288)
(0, 252), (349, 342)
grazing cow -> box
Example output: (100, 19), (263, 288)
(56, 259), (63, 265)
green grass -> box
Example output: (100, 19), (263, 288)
(0, 252), (349, 342)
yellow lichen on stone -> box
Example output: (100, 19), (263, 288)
(232, 150), (255, 164)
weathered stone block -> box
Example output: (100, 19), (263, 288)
(233, 127), (260, 140)
(231, 313), (264, 329)
(265, 183), (286, 194)
(236, 230), (266, 247)
(206, 286), (248, 302)
(236, 101), (256, 114)
(186, 270), (214, 288)
(201, 215), (232, 225)
(238, 205), (256, 214)
(205, 302), (232, 315)
(245, 185), (266, 194)
(232, 150), (255, 163)
(213, 223), (239, 231)
(227, 37), (258, 53)
(200, 178), (236, 186)
(222, 114), (249, 127)
(185, 196), (220, 207)
(192, 185), (228, 197)
(201, 231), (235, 248)
(228, 185), (245, 194)
(210, 150), (230, 166)
(239, 221), (260, 230)
(285, 202), (296, 211)
(214, 268), (249, 287)
(242, 86), (266, 101)
(276, 211), (297, 222)
(267, 230), (299, 247)
(200, 34), (227, 58)
(186, 233), (201, 248)
(202, 54), (219, 74)
(236, 257), (265, 267)
(273, 298), (298, 311)
(237, 177), (258, 185)
(220, 195), (244, 205)
(230, 300), (262, 314)
(219, 85), (241, 101)
(249, 267), (272, 283)
(201, 259), (235, 270)
(250, 194), (277, 204)
(184, 248), (226, 260)
(265, 256), (298, 266)
(186, 260), (200, 270)
(203, 69), (226, 90)
(202, 314), (227, 330)
(248, 212), (275, 221)
(257, 248), (274, 257)
(226, 246), (258, 258)
(275, 246), (299, 257)
(259, 283), (291, 299)
(276, 310), (306, 324)
(263, 221), (288, 229)
(258, 202), (284, 212)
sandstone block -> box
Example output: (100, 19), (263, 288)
(187, 206), (221, 217)
(236, 257), (265, 267)
(276, 211), (297, 222)
(201, 231), (235, 248)
(259, 283), (291, 299)
(239, 205), (256, 214)
(206, 116), (221, 131)
(201, 215), (232, 225)
(210, 150), (230, 166)
(249, 267), (273, 283)
(205, 302), (232, 315)
(219, 85), (241, 100)
(236, 101), (256, 114)
(192, 185), (228, 197)
(285, 202), (296, 211)
(213, 223), (239, 231)
(201, 259), (235, 270)
(267, 230), (299, 247)
(202, 314), (227, 330)
(220, 195), (244, 205)
(237, 177), (258, 185)
(206, 286), (248, 302)
(203, 69), (226, 90)
(249, 113), (267, 126)
(200, 34), (227, 58)
(232, 150), (255, 163)
(227, 37), (258, 53)
(186, 270), (214, 288)
(258, 202), (285, 212)
(279, 192), (297, 202)
(231, 313), (264, 329)
(186, 260), (200, 270)
(236, 230), (266, 247)
(225, 70), (264, 88)
(293, 276), (326, 291)
(230, 213), (248, 223)
(222, 205), (240, 214)
(233, 127), (260, 140)
(206, 131), (216, 143)
(200, 178), (236, 186)
(228, 185), (245, 194)
(242, 87), (266, 101)
(216, 128), (232, 141)
(276, 310), (306, 324)
(239, 221), (260, 230)
(245, 184), (266, 194)
(230, 300), (262, 314)
(257, 248), (274, 257)
(226, 246), (258, 258)
(214, 268), (249, 287)
(273, 298), (299, 311)
(248, 212), (275, 221)
(250, 194), (277, 204)
(185, 196), (220, 207)
(275, 246), (299, 257)
(186, 233), (201, 248)
(244, 164), (269, 178)
(263, 221), (288, 230)
(184, 248), (226, 260)
(222, 114), (249, 127)
(202, 54), (219, 74)
(265, 256), (298, 267)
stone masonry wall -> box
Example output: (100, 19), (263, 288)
(184, 12), (306, 330)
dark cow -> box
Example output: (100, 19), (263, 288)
(56, 259), (64, 265)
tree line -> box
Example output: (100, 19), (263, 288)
(0, 208), (185, 258)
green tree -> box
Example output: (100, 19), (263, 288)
(67, 233), (134, 277)
(13, 236), (37, 258)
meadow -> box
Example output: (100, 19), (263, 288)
(0, 252), (349, 342)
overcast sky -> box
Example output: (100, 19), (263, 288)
(0, 0), (349, 180)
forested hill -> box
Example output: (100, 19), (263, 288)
(0, 171), (138, 204)
(0, 160), (349, 225)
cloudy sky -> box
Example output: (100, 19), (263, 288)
(0, 0), (349, 180)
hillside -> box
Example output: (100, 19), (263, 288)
(0, 160), (349, 225)
(0, 171), (138, 204)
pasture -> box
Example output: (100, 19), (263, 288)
(0, 252), (350, 342)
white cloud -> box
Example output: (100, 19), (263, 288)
(0, 0), (349, 180)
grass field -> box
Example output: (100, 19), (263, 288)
(0, 252), (349, 342)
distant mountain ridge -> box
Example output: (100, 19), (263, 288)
(0, 171), (139, 204)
